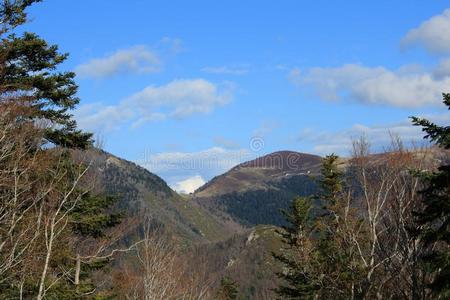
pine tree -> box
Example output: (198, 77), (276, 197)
(313, 154), (357, 299)
(71, 194), (122, 238)
(62, 193), (122, 298)
(411, 93), (450, 298)
(315, 154), (344, 273)
(274, 155), (355, 299)
(318, 154), (343, 208)
(0, 0), (92, 148)
(273, 196), (318, 299)
(0, 0), (41, 34)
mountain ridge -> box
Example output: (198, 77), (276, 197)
(192, 151), (322, 226)
(72, 148), (244, 243)
(194, 150), (322, 198)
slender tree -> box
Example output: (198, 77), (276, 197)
(273, 196), (318, 299)
(312, 154), (360, 299)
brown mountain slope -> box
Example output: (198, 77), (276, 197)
(193, 151), (322, 226)
(195, 151), (322, 198)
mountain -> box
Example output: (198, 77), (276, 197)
(74, 149), (284, 298)
(73, 149), (243, 243)
(76, 147), (446, 298)
(193, 151), (323, 226)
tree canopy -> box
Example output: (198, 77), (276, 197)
(412, 93), (450, 298)
(0, 0), (92, 148)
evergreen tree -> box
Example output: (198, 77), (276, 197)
(274, 154), (368, 299)
(273, 196), (318, 299)
(71, 194), (122, 238)
(0, 0), (41, 33)
(318, 154), (343, 208)
(274, 155), (356, 299)
(411, 93), (450, 298)
(0, 0), (92, 148)
(312, 154), (357, 299)
(60, 193), (122, 298)
(315, 154), (344, 276)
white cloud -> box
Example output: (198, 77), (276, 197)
(172, 175), (206, 194)
(75, 46), (161, 78)
(299, 114), (450, 156)
(76, 79), (233, 131)
(127, 79), (232, 120)
(74, 103), (133, 132)
(202, 66), (249, 75)
(291, 63), (450, 108)
(135, 147), (253, 188)
(401, 9), (450, 54)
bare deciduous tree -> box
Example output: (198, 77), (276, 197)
(115, 216), (211, 300)
(344, 136), (436, 299)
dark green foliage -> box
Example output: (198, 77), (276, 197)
(0, 0), (42, 33)
(273, 197), (318, 299)
(411, 93), (450, 149)
(318, 154), (342, 206)
(274, 154), (359, 299)
(411, 93), (450, 298)
(71, 194), (122, 238)
(0, 1), (92, 148)
(214, 175), (318, 226)
(278, 197), (314, 250)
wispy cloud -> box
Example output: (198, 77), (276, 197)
(75, 79), (234, 131)
(75, 46), (161, 78)
(298, 114), (449, 156)
(401, 8), (450, 54)
(290, 63), (450, 108)
(201, 65), (249, 75)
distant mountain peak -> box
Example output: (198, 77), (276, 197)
(236, 151), (322, 172)
(194, 150), (322, 198)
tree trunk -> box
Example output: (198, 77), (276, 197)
(37, 227), (54, 300)
(75, 254), (81, 286)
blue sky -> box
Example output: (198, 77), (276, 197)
(24, 1), (450, 192)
